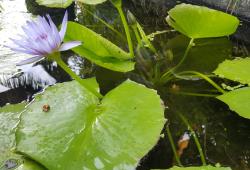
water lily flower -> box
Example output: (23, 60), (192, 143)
(8, 11), (81, 66)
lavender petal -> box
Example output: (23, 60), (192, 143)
(46, 14), (61, 47)
(59, 41), (82, 51)
(37, 16), (57, 50)
(59, 11), (68, 41)
(9, 38), (41, 55)
(10, 47), (40, 55)
(16, 56), (44, 66)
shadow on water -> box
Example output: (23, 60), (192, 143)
(0, 0), (250, 169)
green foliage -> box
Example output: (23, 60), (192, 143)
(0, 103), (25, 166)
(16, 80), (165, 169)
(214, 58), (250, 119)
(217, 87), (250, 119)
(36, 0), (73, 8)
(77, 0), (107, 4)
(166, 165), (231, 170)
(214, 58), (250, 85)
(64, 22), (135, 72)
(166, 3), (239, 38)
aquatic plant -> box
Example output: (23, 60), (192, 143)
(161, 3), (239, 82)
(8, 11), (81, 66)
(161, 4), (250, 122)
(1, 0), (249, 169)
(214, 58), (250, 119)
(36, 0), (135, 58)
(1, 1), (166, 169)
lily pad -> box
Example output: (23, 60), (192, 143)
(64, 22), (135, 72)
(166, 3), (239, 38)
(36, 0), (73, 8)
(214, 58), (250, 85)
(0, 103), (25, 167)
(166, 165), (231, 170)
(16, 80), (165, 170)
(217, 87), (250, 119)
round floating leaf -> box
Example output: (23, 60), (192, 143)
(217, 87), (250, 119)
(166, 165), (231, 170)
(77, 0), (107, 5)
(166, 3), (239, 38)
(214, 58), (250, 85)
(36, 0), (73, 8)
(16, 80), (165, 170)
(64, 22), (135, 72)
(0, 103), (25, 166)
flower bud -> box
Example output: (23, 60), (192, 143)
(127, 10), (137, 26)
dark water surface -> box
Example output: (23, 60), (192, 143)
(0, 0), (250, 169)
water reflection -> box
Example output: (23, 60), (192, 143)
(0, 64), (56, 90)
(0, 0), (33, 75)
(0, 85), (9, 93)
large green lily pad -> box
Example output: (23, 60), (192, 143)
(217, 87), (250, 119)
(16, 80), (165, 170)
(166, 4), (239, 39)
(214, 58), (250, 85)
(0, 103), (25, 167)
(64, 22), (135, 72)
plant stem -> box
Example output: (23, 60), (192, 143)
(137, 23), (157, 53)
(116, 6), (134, 57)
(53, 53), (103, 99)
(132, 25), (142, 45)
(161, 38), (194, 82)
(147, 30), (173, 39)
(177, 112), (207, 165)
(166, 125), (182, 166)
(177, 71), (226, 94)
(169, 91), (218, 97)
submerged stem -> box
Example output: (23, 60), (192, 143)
(82, 6), (126, 41)
(177, 112), (207, 165)
(116, 6), (134, 57)
(177, 71), (226, 94)
(52, 53), (103, 99)
(132, 25), (142, 45)
(169, 91), (218, 97)
(161, 38), (194, 82)
(166, 125), (182, 166)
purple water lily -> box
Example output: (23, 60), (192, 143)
(8, 11), (81, 66)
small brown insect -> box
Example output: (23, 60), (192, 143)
(42, 104), (50, 112)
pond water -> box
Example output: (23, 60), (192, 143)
(0, 0), (250, 170)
